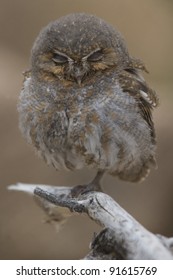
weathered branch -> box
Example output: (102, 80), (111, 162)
(8, 183), (173, 259)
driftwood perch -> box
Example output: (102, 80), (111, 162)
(8, 183), (173, 259)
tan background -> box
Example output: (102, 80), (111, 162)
(0, 0), (173, 259)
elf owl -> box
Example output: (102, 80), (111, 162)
(18, 13), (158, 195)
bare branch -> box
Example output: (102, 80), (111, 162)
(8, 183), (173, 259)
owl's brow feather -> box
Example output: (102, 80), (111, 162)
(82, 48), (101, 61)
(53, 49), (73, 62)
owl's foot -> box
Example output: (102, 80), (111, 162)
(70, 182), (102, 197)
(70, 170), (104, 197)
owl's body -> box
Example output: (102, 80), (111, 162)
(18, 13), (158, 190)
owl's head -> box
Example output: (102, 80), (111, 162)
(31, 13), (131, 85)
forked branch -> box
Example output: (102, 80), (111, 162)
(8, 183), (173, 259)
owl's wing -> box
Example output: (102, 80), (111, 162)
(119, 68), (159, 144)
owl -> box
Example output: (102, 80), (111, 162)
(18, 13), (159, 195)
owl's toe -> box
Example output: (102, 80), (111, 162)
(70, 182), (103, 198)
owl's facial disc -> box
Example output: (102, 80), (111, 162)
(51, 48), (105, 85)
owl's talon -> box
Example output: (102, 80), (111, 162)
(70, 183), (102, 198)
(70, 185), (87, 198)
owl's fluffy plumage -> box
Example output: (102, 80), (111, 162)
(18, 13), (159, 188)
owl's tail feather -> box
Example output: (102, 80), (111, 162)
(111, 156), (157, 183)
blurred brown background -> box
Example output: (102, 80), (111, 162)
(0, 0), (173, 259)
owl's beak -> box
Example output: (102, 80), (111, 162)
(73, 74), (83, 86)
(73, 65), (84, 86)
(76, 76), (82, 86)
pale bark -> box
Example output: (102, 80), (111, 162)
(8, 183), (173, 259)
